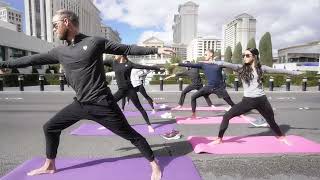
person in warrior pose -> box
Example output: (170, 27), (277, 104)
(0, 9), (174, 180)
(164, 62), (211, 109)
(173, 49), (235, 119)
(121, 69), (157, 113)
(103, 55), (164, 132)
(208, 48), (301, 145)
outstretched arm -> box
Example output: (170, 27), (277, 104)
(131, 62), (161, 71)
(163, 74), (176, 80)
(262, 65), (302, 75)
(138, 70), (151, 78)
(102, 38), (174, 56)
(213, 61), (242, 72)
(177, 63), (202, 69)
(175, 70), (188, 77)
(0, 49), (59, 69)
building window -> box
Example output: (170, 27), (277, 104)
(0, 46), (5, 61)
(10, 48), (26, 59)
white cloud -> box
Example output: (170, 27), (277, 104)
(94, 0), (320, 52)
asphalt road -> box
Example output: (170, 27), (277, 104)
(0, 90), (320, 180)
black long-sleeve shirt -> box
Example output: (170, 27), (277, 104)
(0, 33), (158, 102)
(175, 68), (202, 86)
(103, 59), (160, 89)
(179, 62), (224, 88)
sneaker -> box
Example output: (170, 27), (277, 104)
(160, 112), (173, 119)
(224, 106), (232, 111)
(159, 104), (168, 109)
(161, 130), (181, 140)
(242, 115), (268, 127)
(151, 109), (156, 114)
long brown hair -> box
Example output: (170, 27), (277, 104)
(239, 48), (263, 85)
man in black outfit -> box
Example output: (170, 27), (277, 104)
(103, 55), (164, 132)
(164, 63), (212, 109)
(0, 9), (173, 180)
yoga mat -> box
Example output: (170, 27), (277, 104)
(171, 106), (226, 111)
(122, 103), (170, 110)
(176, 116), (248, 124)
(188, 135), (320, 154)
(123, 110), (169, 117)
(70, 123), (175, 136)
(0, 156), (202, 180)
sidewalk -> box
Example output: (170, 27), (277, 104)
(1, 84), (319, 93)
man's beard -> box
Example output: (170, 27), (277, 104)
(58, 29), (69, 40)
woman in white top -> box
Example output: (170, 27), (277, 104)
(209, 48), (302, 145)
(121, 69), (157, 113)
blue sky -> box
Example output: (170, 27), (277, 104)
(2, 0), (147, 44)
(2, 0), (320, 50)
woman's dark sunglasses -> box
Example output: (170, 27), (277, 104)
(242, 54), (252, 58)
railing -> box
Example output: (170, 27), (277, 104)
(0, 74), (319, 92)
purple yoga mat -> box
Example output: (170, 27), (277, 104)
(176, 116), (248, 124)
(70, 123), (175, 136)
(123, 110), (169, 117)
(0, 156), (202, 180)
(188, 135), (320, 154)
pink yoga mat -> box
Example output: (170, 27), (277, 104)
(171, 106), (226, 111)
(0, 156), (201, 180)
(70, 123), (175, 136)
(188, 135), (320, 154)
(176, 116), (248, 124)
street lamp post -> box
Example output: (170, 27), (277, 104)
(318, 42), (320, 74)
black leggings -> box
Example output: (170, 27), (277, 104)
(178, 84), (209, 106)
(191, 85), (235, 113)
(43, 96), (154, 161)
(218, 95), (283, 138)
(114, 87), (151, 125)
(122, 85), (154, 110)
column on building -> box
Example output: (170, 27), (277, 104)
(45, 0), (52, 42)
(24, 0), (31, 36)
(30, 0), (37, 37)
(40, 0), (46, 40)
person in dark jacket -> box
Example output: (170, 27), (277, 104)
(0, 9), (173, 180)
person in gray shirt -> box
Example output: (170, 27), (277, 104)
(208, 48), (302, 146)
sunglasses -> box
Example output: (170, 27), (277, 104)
(242, 54), (252, 58)
(52, 20), (63, 29)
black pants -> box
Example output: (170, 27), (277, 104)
(43, 96), (154, 161)
(178, 84), (211, 106)
(191, 85), (234, 113)
(218, 95), (283, 138)
(122, 85), (154, 110)
(114, 87), (151, 125)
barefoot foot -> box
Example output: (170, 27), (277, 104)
(278, 136), (292, 146)
(27, 160), (56, 176)
(150, 161), (162, 180)
(148, 125), (155, 133)
(207, 137), (222, 146)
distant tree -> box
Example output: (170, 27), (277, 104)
(224, 46), (233, 74)
(259, 32), (273, 67)
(214, 49), (221, 59)
(224, 46), (232, 63)
(247, 38), (256, 49)
(165, 56), (182, 74)
(232, 42), (242, 64)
